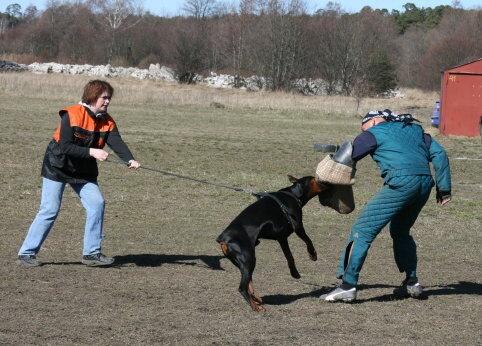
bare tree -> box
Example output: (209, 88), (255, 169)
(418, 35), (473, 89)
(215, 1), (259, 86)
(226, 15), (248, 86)
(28, 3), (75, 61)
(23, 5), (39, 24)
(413, 7), (482, 90)
(58, 3), (98, 64)
(312, 5), (398, 96)
(312, 7), (358, 95)
(173, 19), (209, 82)
(0, 14), (8, 34)
(396, 26), (431, 88)
(249, 0), (309, 91)
(88, 0), (144, 64)
(181, 0), (217, 19)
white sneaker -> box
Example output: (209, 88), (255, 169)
(320, 283), (357, 302)
(393, 277), (423, 298)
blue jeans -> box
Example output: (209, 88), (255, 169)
(19, 177), (105, 256)
(337, 175), (434, 285)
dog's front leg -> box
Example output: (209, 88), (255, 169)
(294, 225), (317, 261)
(278, 238), (301, 279)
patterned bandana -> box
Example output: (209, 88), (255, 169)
(362, 109), (420, 127)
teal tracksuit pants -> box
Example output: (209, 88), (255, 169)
(337, 175), (435, 285)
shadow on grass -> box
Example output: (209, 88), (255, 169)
(424, 281), (482, 296)
(262, 287), (331, 305)
(262, 281), (482, 306)
(357, 281), (482, 303)
(113, 253), (225, 270)
(263, 283), (397, 306)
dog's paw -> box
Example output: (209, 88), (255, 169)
(252, 304), (266, 312)
(290, 269), (301, 279)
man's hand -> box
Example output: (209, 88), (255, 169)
(436, 186), (451, 206)
(440, 196), (451, 206)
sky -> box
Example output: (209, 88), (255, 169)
(4, 0), (481, 17)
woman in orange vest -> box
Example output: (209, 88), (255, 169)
(17, 80), (141, 267)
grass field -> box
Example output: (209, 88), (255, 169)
(0, 72), (481, 345)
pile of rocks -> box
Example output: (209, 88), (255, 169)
(25, 62), (178, 82)
(0, 60), (29, 72)
(0, 60), (323, 94)
(202, 72), (325, 94)
(1, 60), (402, 97)
(0, 60), (177, 81)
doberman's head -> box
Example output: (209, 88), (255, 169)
(287, 175), (331, 206)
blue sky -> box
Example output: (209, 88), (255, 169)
(153, 0), (481, 16)
(5, 0), (481, 17)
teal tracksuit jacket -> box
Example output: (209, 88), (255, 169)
(337, 122), (451, 285)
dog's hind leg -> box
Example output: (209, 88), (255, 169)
(248, 280), (263, 305)
(278, 238), (301, 279)
(239, 256), (266, 312)
(294, 225), (317, 261)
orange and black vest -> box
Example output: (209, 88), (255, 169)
(41, 104), (118, 183)
(53, 104), (116, 149)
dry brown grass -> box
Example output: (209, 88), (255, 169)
(0, 72), (479, 346)
(0, 72), (440, 120)
(0, 53), (46, 65)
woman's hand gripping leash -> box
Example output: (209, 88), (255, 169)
(127, 159), (141, 169)
(91, 148), (140, 169)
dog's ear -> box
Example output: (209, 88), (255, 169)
(288, 175), (298, 184)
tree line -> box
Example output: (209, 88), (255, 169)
(1, 0), (481, 95)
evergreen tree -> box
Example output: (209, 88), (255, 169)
(366, 51), (398, 95)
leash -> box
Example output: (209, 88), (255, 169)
(453, 157), (482, 161)
(105, 156), (311, 231)
(104, 156), (260, 196)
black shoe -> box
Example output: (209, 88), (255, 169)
(82, 253), (114, 267)
(16, 255), (43, 267)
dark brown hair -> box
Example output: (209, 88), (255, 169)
(82, 80), (114, 104)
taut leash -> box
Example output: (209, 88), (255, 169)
(452, 157), (482, 161)
(105, 156), (318, 230)
(104, 156), (259, 196)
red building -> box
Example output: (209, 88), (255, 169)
(440, 58), (482, 137)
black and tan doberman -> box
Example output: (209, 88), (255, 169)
(216, 175), (330, 312)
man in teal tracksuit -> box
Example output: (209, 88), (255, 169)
(321, 110), (452, 302)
